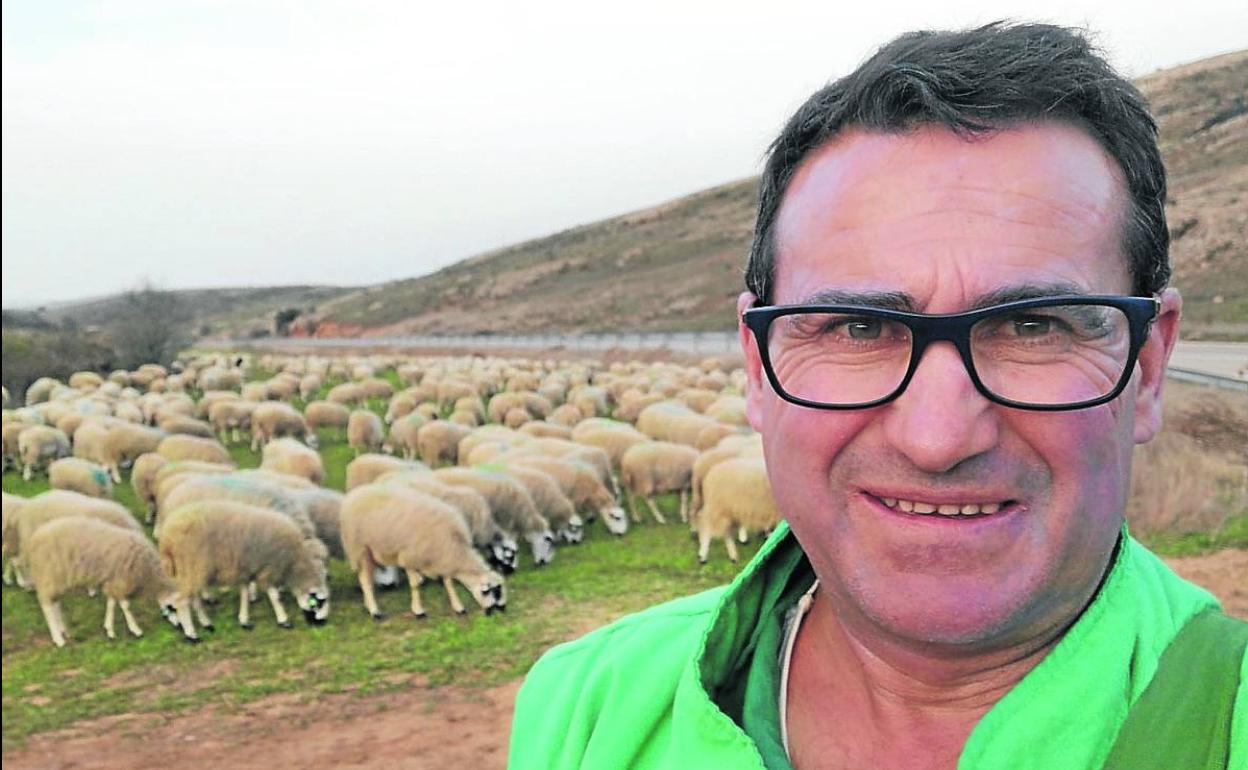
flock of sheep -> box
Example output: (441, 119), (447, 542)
(1, 351), (781, 649)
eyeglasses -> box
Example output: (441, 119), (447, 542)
(742, 295), (1159, 411)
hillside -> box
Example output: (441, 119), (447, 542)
(294, 49), (1246, 339)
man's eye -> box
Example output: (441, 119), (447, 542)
(1012, 316), (1054, 337)
(845, 319), (883, 339)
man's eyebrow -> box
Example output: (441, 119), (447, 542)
(794, 289), (915, 310)
(968, 282), (1089, 309)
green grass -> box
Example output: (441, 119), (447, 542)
(1139, 513), (1248, 557)
(1, 402), (762, 747)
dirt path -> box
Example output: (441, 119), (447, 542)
(5, 549), (1244, 770)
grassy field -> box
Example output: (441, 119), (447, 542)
(3, 372), (1245, 750)
(1, 371), (764, 749)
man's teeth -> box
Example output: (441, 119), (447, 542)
(880, 497), (1002, 516)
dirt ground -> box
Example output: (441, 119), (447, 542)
(5, 549), (1244, 770)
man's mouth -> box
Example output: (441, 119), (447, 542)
(874, 495), (1012, 517)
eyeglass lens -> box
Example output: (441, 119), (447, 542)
(766, 303), (1132, 407)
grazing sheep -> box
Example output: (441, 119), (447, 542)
(12, 491), (143, 581)
(345, 454), (429, 492)
(637, 401), (738, 450)
(299, 373), (323, 401)
(261, 438), (325, 485)
(3, 421), (28, 471)
(384, 391), (419, 424)
(291, 488), (346, 559)
(615, 392), (665, 423)
(207, 399), (256, 445)
(2, 493), (29, 585)
(340, 485), (506, 619)
(130, 453), (169, 522)
(150, 461), (237, 517)
(377, 471), (518, 573)
(696, 457), (781, 563)
(510, 438), (616, 496)
(500, 465), (583, 544)
(157, 434), (232, 465)
(508, 455), (628, 536)
(689, 436), (764, 525)
(417, 421), (473, 467)
(99, 422), (166, 482)
(518, 420), (573, 440)
(25, 517), (178, 647)
(547, 403), (584, 428)
(359, 377), (394, 401)
(503, 407), (534, 430)
(159, 501), (330, 640)
(382, 413), (427, 459)
(304, 400), (351, 433)
(453, 396), (486, 423)
(18, 425), (71, 481)
(25, 377), (62, 406)
(619, 441), (699, 524)
(48, 458), (114, 498)
(571, 421), (648, 469)
(158, 415), (217, 439)
(449, 409), (480, 427)
(250, 402), (317, 451)
(347, 410), (385, 455)
(156, 474), (316, 541)
(487, 392), (527, 424)
(433, 467), (555, 566)
(326, 382), (366, 406)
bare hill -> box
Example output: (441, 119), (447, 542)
(294, 50), (1246, 339)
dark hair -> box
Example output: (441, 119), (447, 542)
(745, 21), (1169, 303)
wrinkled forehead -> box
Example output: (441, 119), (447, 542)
(771, 122), (1133, 309)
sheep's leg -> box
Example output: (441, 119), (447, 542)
(247, 582), (258, 602)
(53, 601), (71, 640)
(679, 490), (689, 523)
(104, 597), (118, 639)
(406, 569), (427, 618)
(192, 596), (214, 630)
(442, 576), (466, 615)
(13, 561), (29, 589)
(627, 492), (641, 524)
(725, 536), (739, 563)
(250, 433), (260, 452)
(232, 427), (241, 444)
(238, 583), (253, 629)
(266, 586), (293, 628)
(2, 560), (12, 586)
(23, 463), (32, 482)
(357, 556), (384, 620)
(645, 497), (667, 525)
(40, 599), (66, 647)
(175, 598), (199, 642)
(119, 599), (143, 637)
(738, 525), (749, 544)
(110, 463), (122, 484)
(697, 530), (713, 564)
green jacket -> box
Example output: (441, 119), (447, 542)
(509, 523), (1248, 769)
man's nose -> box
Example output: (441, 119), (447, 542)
(879, 341), (999, 473)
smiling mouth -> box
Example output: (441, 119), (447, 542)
(874, 495), (1014, 517)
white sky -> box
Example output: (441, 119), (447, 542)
(3, 1), (1246, 308)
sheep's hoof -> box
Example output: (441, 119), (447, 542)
(454, 607), (467, 615)
(370, 612), (386, 622)
(201, 623), (215, 632)
(130, 630), (143, 638)
(278, 620), (294, 629)
(239, 622), (254, 631)
(202, 595), (219, 606)
(184, 635), (201, 645)
(412, 612), (428, 621)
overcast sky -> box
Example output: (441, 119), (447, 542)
(3, 1), (1245, 308)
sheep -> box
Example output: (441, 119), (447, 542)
(696, 457), (781, 563)
(159, 501), (330, 641)
(499, 465), (584, 543)
(339, 485), (506, 619)
(130, 453), (169, 522)
(25, 517), (179, 647)
(260, 438), (325, 485)
(453, 396), (486, 423)
(156, 474), (317, 541)
(518, 420), (573, 440)
(12, 491), (143, 583)
(207, 399), (256, 444)
(417, 421), (473, 467)
(299, 373), (323, 401)
(508, 454), (628, 536)
(382, 413), (427, 459)
(619, 441), (699, 524)
(509, 438), (616, 495)
(290, 488), (346, 559)
(326, 382), (366, 406)
(433, 466), (555, 566)
(384, 390), (420, 424)
(150, 461), (237, 517)
(345, 454), (429, 491)
(157, 415), (217, 439)
(2, 492), (29, 585)
(347, 410), (385, 455)
(547, 403), (584, 428)
(48, 457), (114, 498)
(19, 425), (71, 481)
(157, 434), (232, 465)
(376, 471), (518, 573)
(636, 401), (737, 450)
(250, 402), (318, 451)
(99, 422), (166, 482)
(304, 400), (351, 433)
(487, 392), (527, 424)
(449, 409), (480, 426)
(571, 421), (648, 468)
(503, 407), (534, 429)
(689, 435), (765, 526)
(3, 421), (28, 471)
(359, 377), (394, 401)
(25, 377), (62, 406)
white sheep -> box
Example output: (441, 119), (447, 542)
(347, 410), (385, 455)
(18, 425), (71, 481)
(156, 473), (317, 541)
(689, 435), (764, 527)
(260, 438), (325, 485)
(207, 399), (256, 444)
(508, 454), (628, 536)
(382, 413), (428, 459)
(340, 484), (506, 619)
(48, 457), (114, 498)
(619, 441), (699, 524)
(25, 517), (179, 647)
(696, 457), (780, 563)
(2, 492), (28, 585)
(417, 421), (473, 466)
(304, 400), (350, 433)
(345, 453), (429, 491)
(157, 434), (233, 465)
(159, 500), (330, 641)
(499, 465), (583, 544)
(433, 466), (555, 566)
(250, 402), (318, 451)
(11, 490), (143, 584)
(157, 415), (217, 439)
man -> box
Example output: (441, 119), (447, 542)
(509, 22), (1247, 769)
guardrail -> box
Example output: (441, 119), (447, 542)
(237, 334), (1248, 392)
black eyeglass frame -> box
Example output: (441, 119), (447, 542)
(742, 294), (1161, 412)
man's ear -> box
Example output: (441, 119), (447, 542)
(738, 292), (766, 432)
(1133, 288), (1182, 445)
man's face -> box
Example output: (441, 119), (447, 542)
(740, 123), (1180, 651)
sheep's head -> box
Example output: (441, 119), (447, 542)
(601, 505), (629, 536)
(527, 530), (556, 566)
(292, 538), (330, 624)
(158, 594), (182, 628)
(556, 514), (584, 545)
(486, 535), (519, 575)
(304, 432), (320, 450)
(474, 572), (507, 615)
(297, 589), (331, 625)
